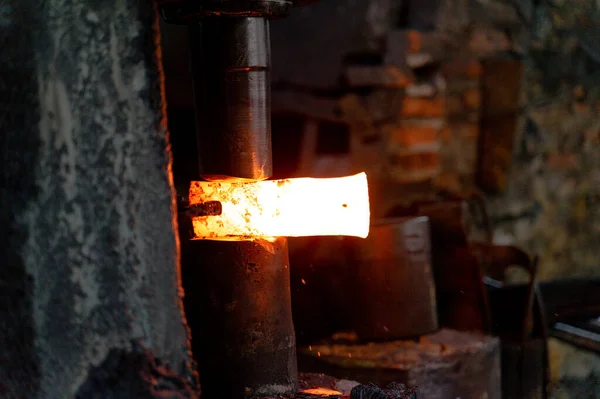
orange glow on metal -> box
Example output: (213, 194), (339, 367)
(188, 173), (370, 240)
(299, 388), (342, 396)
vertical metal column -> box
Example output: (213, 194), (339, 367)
(189, 17), (272, 181)
(184, 9), (297, 399)
(183, 238), (297, 398)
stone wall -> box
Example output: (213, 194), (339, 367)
(0, 1), (198, 397)
(377, 0), (600, 281)
(415, 2), (600, 397)
(337, 0), (600, 281)
(481, 0), (600, 281)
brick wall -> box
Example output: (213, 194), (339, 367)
(343, 0), (600, 284)
(271, 0), (600, 282)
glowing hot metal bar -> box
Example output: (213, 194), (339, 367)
(189, 172), (370, 240)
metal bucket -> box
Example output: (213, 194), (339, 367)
(347, 216), (438, 340)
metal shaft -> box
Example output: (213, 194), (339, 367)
(183, 7), (299, 398)
(182, 237), (297, 399)
(189, 17), (272, 181)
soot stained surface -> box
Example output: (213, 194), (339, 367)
(0, 0), (197, 397)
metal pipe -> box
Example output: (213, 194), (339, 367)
(183, 237), (297, 399)
(189, 17), (272, 181)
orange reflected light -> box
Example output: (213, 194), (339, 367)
(189, 172), (370, 240)
(299, 388), (343, 396)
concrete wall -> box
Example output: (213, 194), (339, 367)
(0, 1), (197, 397)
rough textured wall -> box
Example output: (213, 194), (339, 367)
(363, 0), (600, 281)
(482, 0), (600, 281)
(491, 1), (600, 396)
(394, 0), (600, 281)
(431, 1), (600, 397)
(0, 0), (197, 398)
